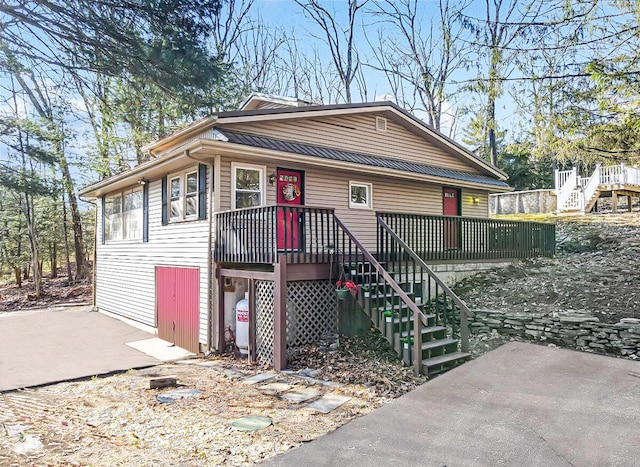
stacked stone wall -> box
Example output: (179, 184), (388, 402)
(470, 310), (640, 359)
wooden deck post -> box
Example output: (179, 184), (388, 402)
(273, 255), (287, 371)
(612, 191), (618, 213)
(628, 195), (632, 212)
(216, 265), (225, 354)
(248, 278), (256, 362)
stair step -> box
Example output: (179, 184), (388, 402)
(422, 351), (470, 369)
(400, 325), (446, 338)
(421, 338), (458, 351)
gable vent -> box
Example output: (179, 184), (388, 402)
(375, 116), (387, 132)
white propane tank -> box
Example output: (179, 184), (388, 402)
(235, 292), (249, 355)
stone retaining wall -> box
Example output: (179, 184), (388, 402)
(470, 309), (640, 359)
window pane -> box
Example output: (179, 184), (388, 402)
(171, 199), (183, 218)
(124, 191), (142, 211)
(236, 168), (260, 190)
(186, 194), (197, 216)
(351, 185), (368, 204)
(236, 192), (261, 208)
(170, 178), (181, 199)
(186, 172), (198, 194)
(105, 197), (121, 216)
(124, 209), (142, 240)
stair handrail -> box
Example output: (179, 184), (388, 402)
(582, 164), (602, 212)
(334, 215), (427, 374)
(556, 167), (578, 212)
(377, 216), (472, 353)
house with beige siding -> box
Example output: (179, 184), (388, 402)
(79, 94), (555, 376)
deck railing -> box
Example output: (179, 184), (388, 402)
(214, 205), (335, 264)
(377, 213), (556, 262)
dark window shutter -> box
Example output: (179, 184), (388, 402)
(100, 196), (106, 244)
(198, 163), (207, 220)
(143, 182), (149, 242)
(161, 176), (168, 225)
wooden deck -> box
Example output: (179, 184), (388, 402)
(556, 164), (640, 213)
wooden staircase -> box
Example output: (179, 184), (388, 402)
(343, 261), (470, 376)
(334, 215), (472, 377)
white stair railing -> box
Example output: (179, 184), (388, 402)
(556, 167), (578, 212)
(582, 164), (602, 211)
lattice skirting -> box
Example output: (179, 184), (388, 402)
(254, 279), (337, 366)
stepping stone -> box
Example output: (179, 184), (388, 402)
(13, 434), (43, 455)
(257, 382), (291, 396)
(231, 416), (272, 432)
(4, 423), (31, 437)
(280, 387), (322, 403)
(156, 388), (202, 404)
(306, 393), (351, 414)
(288, 374), (345, 388)
(242, 373), (277, 385)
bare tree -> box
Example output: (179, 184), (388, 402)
(370, 0), (469, 132)
(294, 0), (369, 103)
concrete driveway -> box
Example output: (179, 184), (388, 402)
(0, 307), (160, 391)
(263, 342), (640, 467)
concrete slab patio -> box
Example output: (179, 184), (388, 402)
(263, 342), (640, 467)
(0, 307), (161, 391)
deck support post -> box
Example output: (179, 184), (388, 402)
(216, 264), (225, 354)
(628, 195), (632, 212)
(612, 191), (618, 213)
(273, 255), (287, 371)
(248, 278), (256, 362)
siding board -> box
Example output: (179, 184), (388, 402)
(222, 113), (479, 173)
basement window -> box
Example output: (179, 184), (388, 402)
(349, 181), (372, 209)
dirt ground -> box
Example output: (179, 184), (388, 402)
(455, 212), (640, 323)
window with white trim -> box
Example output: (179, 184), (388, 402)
(168, 169), (200, 221)
(349, 181), (372, 209)
(104, 188), (143, 241)
(232, 163), (265, 209)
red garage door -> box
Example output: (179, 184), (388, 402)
(156, 267), (200, 353)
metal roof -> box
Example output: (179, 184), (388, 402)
(219, 129), (510, 188)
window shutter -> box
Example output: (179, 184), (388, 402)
(143, 182), (149, 242)
(100, 196), (106, 244)
(198, 163), (207, 220)
(161, 176), (168, 225)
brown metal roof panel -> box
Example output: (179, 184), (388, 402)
(220, 130), (509, 188)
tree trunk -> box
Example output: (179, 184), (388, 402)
(489, 100), (497, 166)
(61, 189), (73, 281)
(51, 241), (58, 279)
(13, 266), (22, 288)
(58, 153), (87, 280)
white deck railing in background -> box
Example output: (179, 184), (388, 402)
(556, 167), (578, 212)
(555, 169), (576, 190)
(623, 165), (640, 185)
(555, 163), (640, 213)
(600, 165), (624, 185)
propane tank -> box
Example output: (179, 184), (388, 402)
(235, 292), (249, 355)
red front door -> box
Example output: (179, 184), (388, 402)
(276, 168), (304, 250)
(443, 188), (460, 249)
